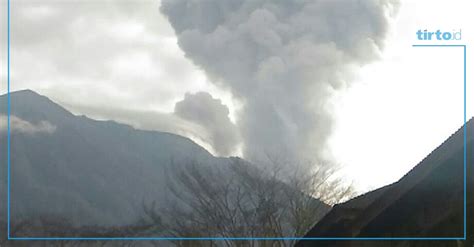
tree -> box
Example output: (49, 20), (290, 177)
(143, 158), (355, 247)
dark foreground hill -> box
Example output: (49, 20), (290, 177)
(297, 118), (473, 246)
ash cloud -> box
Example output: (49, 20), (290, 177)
(174, 92), (240, 156)
(161, 0), (399, 165)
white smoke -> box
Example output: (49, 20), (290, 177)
(161, 0), (399, 165)
(0, 115), (56, 134)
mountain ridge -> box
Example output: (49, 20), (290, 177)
(0, 89), (228, 227)
(1, 89), (213, 157)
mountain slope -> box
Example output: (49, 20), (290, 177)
(297, 118), (473, 246)
(0, 90), (331, 241)
(0, 90), (230, 226)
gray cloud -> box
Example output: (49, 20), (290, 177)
(0, 0), (204, 113)
(0, 115), (56, 134)
(161, 0), (399, 165)
(174, 92), (240, 156)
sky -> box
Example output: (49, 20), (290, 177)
(332, 0), (473, 190)
(0, 0), (473, 192)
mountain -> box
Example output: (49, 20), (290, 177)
(297, 118), (473, 246)
(0, 89), (236, 227)
(0, 90), (331, 242)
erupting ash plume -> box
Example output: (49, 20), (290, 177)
(161, 0), (399, 165)
(174, 92), (240, 156)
